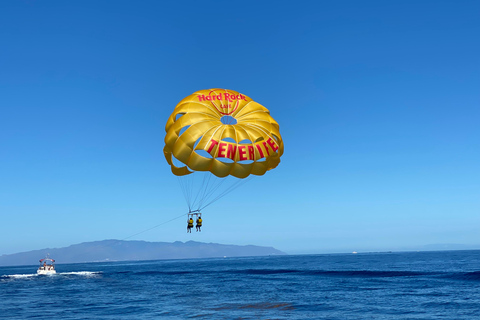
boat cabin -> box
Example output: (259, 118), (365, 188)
(37, 255), (56, 274)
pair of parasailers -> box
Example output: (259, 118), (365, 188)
(187, 215), (202, 233)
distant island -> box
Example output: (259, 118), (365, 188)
(0, 240), (286, 267)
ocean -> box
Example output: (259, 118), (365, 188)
(1, 250), (479, 319)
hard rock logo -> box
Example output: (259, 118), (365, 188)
(197, 90), (248, 115)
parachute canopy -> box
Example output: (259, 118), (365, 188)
(164, 89), (283, 179)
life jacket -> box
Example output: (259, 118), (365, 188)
(188, 219), (194, 227)
(197, 218), (202, 226)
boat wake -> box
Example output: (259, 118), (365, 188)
(2, 273), (38, 279)
(58, 271), (101, 277)
(1, 271), (101, 280)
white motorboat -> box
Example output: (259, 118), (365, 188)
(37, 255), (56, 275)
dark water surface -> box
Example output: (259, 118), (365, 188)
(1, 250), (480, 319)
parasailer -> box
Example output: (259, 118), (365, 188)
(164, 88), (283, 230)
(196, 215), (202, 232)
(187, 217), (194, 233)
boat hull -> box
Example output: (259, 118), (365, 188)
(37, 269), (56, 275)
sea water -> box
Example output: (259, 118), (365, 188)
(1, 250), (479, 319)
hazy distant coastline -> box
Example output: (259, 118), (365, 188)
(0, 240), (286, 267)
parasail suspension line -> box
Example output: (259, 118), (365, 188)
(122, 212), (187, 241)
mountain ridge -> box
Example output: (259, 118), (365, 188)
(0, 239), (286, 266)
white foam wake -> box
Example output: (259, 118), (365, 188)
(2, 271), (101, 279)
(58, 271), (101, 277)
(4, 273), (38, 279)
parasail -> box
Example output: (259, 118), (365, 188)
(164, 88), (283, 214)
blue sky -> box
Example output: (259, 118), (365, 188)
(1, 1), (479, 255)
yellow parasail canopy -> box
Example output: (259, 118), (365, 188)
(164, 88), (283, 179)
